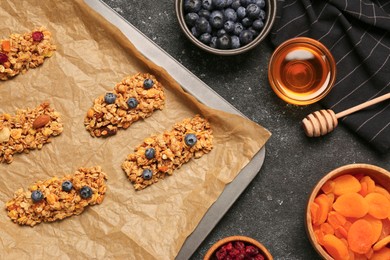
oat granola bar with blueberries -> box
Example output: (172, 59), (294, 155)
(122, 115), (213, 190)
(0, 26), (56, 80)
(84, 73), (166, 137)
(6, 166), (107, 227)
(0, 102), (63, 164)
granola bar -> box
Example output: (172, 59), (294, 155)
(84, 73), (166, 137)
(122, 115), (213, 190)
(0, 102), (63, 164)
(0, 26), (56, 80)
(6, 166), (107, 227)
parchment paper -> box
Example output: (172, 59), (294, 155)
(0, 0), (271, 259)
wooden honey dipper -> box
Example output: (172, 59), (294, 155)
(302, 93), (390, 137)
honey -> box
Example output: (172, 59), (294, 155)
(268, 37), (336, 105)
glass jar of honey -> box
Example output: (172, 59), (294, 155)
(268, 37), (336, 105)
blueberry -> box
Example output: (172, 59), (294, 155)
(233, 22), (244, 35)
(239, 0), (249, 7)
(199, 33), (212, 44)
(252, 19), (264, 30)
(143, 78), (154, 89)
(31, 190), (44, 203)
(127, 97), (138, 109)
(231, 0), (241, 9)
(259, 9), (266, 20)
(231, 35), (241, 49)
(224, 20), (235, 33)
(198, 9), (211, 19)
(191, 26), (200, 37)
(195, 17), (210, 33)
(212, 0), (226, 9)
(246, 4), (261, 19)
(145, 148), (155, 159)
(210, 36), (218, 48)
(217, 35), (231, 49)
(236, 6), (246, 19)
(239, 29), (254, 45)
(209, 10), (224, 29)
(80, 186), (93, 199)
(226, 0), (233, 5)
(142, 169), (153, 180)
(184, 0), (202, 13)
(104, 93), (116, 104)
(241, 17), (252, 27)
(184, 133), (198, 146)
(255, 0), (265, 8)
(202, 0), (213, 10)
(217, 29), (227, 38)
(224, 8), (237, 22)
(248, 27), (259, 37)
(62, 180), (73, 192)
(184, 13), (199, 27)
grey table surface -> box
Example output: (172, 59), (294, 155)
(101, 1), (390, 259)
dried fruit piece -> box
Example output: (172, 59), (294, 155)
(373, 235), (390, 251)
(312, 194), (331, 225)
(32, 31), (44, 42)
(371, 247), (390, 260)
(365, 192), (390, 219)
(348, 219), (375, 254)
(333, 192), (369, 218)
(322, 234), (350, 260)
(333, 174), (361, 196)
(2, 40), (11, 52)
(0, 52), (8, 64)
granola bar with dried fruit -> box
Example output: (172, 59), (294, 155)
(122, 115), (213, 190)
(6, 166), (107, 227)
(0, 102), (63, 164)
(0, 26), (56, 80)
(85, 73), (165, 137)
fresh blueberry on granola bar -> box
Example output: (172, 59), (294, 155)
(31, 190), (44, 203)
(80, 186), (93, 199)
(142, 169), (153, 180)
(143, 79), (154, 89)
(62, 181), (73, 192)
(145, 148), (156, 159)
(104, 93), (116, 104)
(127, 97), (138, 109)
(185, 133), (198, 146)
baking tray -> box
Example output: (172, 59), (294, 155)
(84, 1), (266, 259)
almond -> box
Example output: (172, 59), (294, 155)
(32, 114), (51, 129)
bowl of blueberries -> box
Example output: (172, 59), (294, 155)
(175, 0), (276, 55)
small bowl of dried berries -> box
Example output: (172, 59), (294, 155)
(175, 0), (277, 55)
(204, 235), (273, 260)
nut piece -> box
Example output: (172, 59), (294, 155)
(0, 127), (10, 143)
(32, 114), (51, 129)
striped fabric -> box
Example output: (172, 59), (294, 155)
(270, 0), (390, 153)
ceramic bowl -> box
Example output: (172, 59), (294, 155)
(175, 0), (277, 55)
(203, 235), (273, 260)
(305, 163), (390, 259)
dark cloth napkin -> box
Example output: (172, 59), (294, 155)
(270, 0), (390, 153)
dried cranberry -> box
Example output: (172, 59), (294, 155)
(32, 31), (44, 42)
(254, 254), (265, 260)
(234, 241), (246, 251)
(229, 248), (240, 257)
(224, 242), (233, 252)
(216, 247), (227, 260)
(0, 53), (8, 64)
(245, 245), (259, 256)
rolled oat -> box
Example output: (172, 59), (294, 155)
(0, 26), (56, 80)
(122, 115), (213, 190)
(84, 73), (165, 137)
(6, 166), (107, 227)
(0, 102), (63, 164)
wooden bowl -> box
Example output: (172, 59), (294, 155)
(305, 163), (390, 259)
(203, 235), (273, 260)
